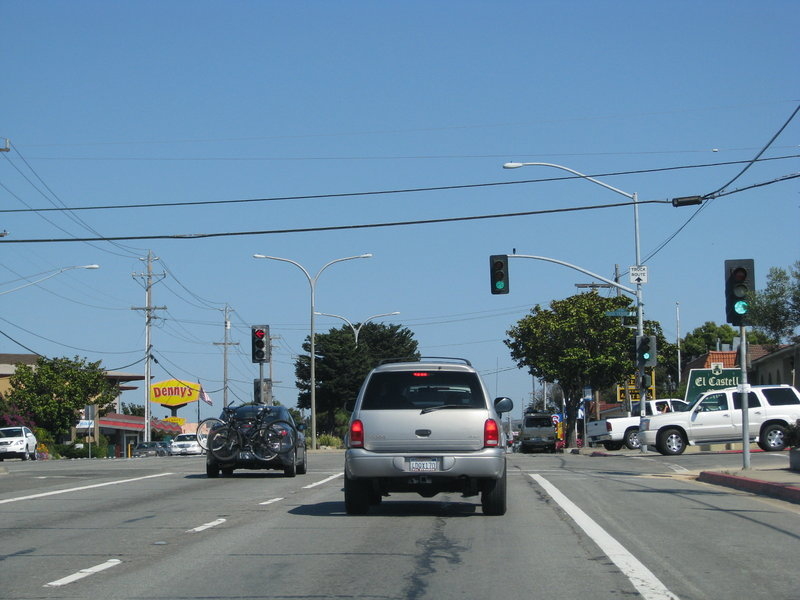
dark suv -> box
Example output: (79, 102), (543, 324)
(205, 404), (307, 478)
(344, 358), (513, 515)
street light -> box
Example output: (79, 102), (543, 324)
(315, 311), (400, 346)
(503, 161), (648, 436)
(0, 264), (100, 296)
(253, 253), (372, 449)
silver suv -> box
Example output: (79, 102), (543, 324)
(344, 358), (513, 515)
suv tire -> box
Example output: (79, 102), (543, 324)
(481, 467), (507, 516)
(206, 462), (220, 478)
(283, 450), (297, 477)
(658, 428), (686, 455)
(758, 423), (787, 451)
(344, 477), (371, 515)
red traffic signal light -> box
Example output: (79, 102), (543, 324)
(251, 325), (270, 363)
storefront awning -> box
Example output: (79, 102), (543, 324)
(99, 413), (183, 434)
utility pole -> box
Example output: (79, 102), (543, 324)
(132, 250), (166, 442)
(213, 304), (238, 409)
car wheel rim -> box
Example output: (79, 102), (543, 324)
(767, 430), (784, 448)
(666, 434), (682, 452)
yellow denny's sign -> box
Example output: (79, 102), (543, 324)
(149, 379), (201, 406)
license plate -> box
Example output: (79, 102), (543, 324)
(409, 458), (438, 472)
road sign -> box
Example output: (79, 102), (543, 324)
(629, 266), (648, 284)
(604, 308), (636, 317)
(616, 372), (656, 402)
(551, 414), (561, 425)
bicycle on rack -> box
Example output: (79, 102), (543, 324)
(196, 405), (296, 463)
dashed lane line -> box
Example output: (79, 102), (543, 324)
(0, 473), (173, 504)
(44, 559), (122, 588)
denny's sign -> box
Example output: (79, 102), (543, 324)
(150, 379), (201, 407)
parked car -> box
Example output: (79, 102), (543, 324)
(344, 357), (513, 515)
(205, 404), (307, 478)
(170, 433), (204, 456)
(640, 384), (800, 455)
(0, 426), (38, 461)
(132, 441), (170, 457)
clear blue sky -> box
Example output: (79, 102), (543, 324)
(2, 1), (798, 424)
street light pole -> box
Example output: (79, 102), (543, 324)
(503, 161), (648, 443)
(314, 311), (400, 346)
(253, 253), (372, 449)
(0, 264), (100, 297)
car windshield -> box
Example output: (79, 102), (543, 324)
(0, 428), (23, 438)
(174, 435), (195, 442)
(361, 371), (485, 410)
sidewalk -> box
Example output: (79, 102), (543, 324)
(578, 445), (800, 505)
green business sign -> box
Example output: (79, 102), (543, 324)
(684, 367), (741, 405)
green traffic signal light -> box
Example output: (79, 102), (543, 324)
(724, 259), (754, 326)
(489, 255), (509, 295)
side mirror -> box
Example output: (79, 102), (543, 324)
(494, 397), (514, 414)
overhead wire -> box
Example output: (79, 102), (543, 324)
(0, 154), (796, 215)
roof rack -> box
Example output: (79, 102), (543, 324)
(378, 356), (472, 366)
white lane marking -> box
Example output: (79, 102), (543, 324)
(0, 473), (173, 504)
(44, 558), (122, 587)
(187, 518), (226, 533)
(530, 474), (680, 600)
(303, 472), (343, 489)
(259, 497), (284, 505)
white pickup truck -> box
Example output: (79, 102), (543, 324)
(639, 384), (800, 455)
(586, 398), (688, 451)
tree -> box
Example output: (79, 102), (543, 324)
(294, 322), (419, 434)
(2, 356), (119, 437)
(681, 321), (774, 365)
(505, 293), (640, 447)
(749, 261), (800, 344)
(121, 402), (145, 416)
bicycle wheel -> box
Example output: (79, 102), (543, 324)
(250, 429), (277, 461)
(208, 426), (240, 462)
(258, 421), (296, 457)
(196, 418), (225, 451)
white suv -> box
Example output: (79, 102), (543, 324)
(344, 358), (513, 515)
(640, 384), (800, 455)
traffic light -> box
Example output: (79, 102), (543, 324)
(251, 325), (270, 363)
(724, 259), (755, 326)
(489, 255), (509, 294)
(636, 335), (657, 368)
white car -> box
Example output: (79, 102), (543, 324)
(169, 433), (203, 456)
(0, 426), (38, 461)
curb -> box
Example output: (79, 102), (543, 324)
(697, 471), (800, 505)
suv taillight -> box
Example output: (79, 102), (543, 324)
(350, 419), (364, 448)
(484, 419), (500, 447)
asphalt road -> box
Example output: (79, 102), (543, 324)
(1, 450), (797, 600)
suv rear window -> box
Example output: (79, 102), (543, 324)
(361, 370), (485, 410)
(762, 387), (800, 406)
(524, 417), (552, 428)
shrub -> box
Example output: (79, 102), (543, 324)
(786, 419), (800, 449)
(316, 433), (343, 449)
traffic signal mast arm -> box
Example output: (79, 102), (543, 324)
(506, 254), (637, 297)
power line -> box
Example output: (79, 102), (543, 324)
(0, 154), (796, 215)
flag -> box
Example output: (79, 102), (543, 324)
(200, 388), (213, 406)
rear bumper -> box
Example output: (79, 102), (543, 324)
(345, 447), (506, 480)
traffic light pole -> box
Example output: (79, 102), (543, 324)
(740, 324), (750, 469)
